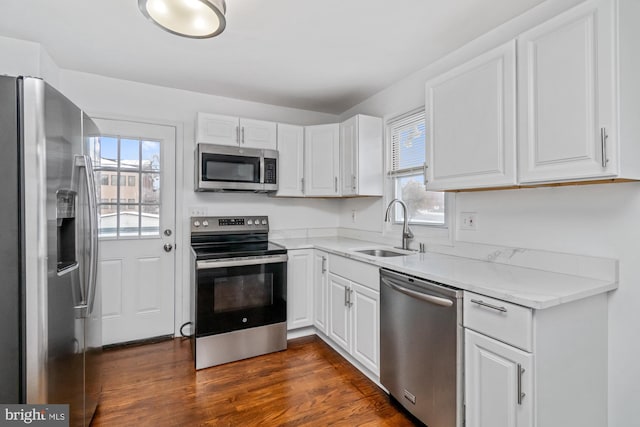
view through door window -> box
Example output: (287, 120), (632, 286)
(88, 136), (161, 238)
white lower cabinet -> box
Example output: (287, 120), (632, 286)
(350, 282), (379, 374)
(465, 329), (533, 427)
(286, 249), (313, 330)
(328, 273), (351, 350)
(463, 291), (608, 427)
(312, 250), (329, 334)
(326, 255), (380, 376)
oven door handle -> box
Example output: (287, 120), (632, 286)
(197, 254), (288, 270)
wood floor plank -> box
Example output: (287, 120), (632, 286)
(91, 335), (419, 426)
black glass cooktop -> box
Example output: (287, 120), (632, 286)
(192, 240), (287, 260)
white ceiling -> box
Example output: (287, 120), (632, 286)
(0, 0), (546, 114)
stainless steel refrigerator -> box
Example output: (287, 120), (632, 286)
(0, 76), (101, 426)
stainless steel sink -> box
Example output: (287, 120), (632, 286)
(355, 249), (407, 257)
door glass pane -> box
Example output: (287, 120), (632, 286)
(120, 139), (140, 171)
(96, 136), (118, 168)
(98, 204), (117, 238)
(119, 172), (139, 203)
(141, 205), (159, 236)
(141, 173), (160, 204)
(119, 205), (140, 237)
(142, 141), (160, 171)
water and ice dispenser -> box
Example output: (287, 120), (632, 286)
(56, 189), (77, 273)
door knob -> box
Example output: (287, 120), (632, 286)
(163, 243), (173, 252)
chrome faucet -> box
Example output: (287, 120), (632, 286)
(384, 199), (414, 250)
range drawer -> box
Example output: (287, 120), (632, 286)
(463, 291), (533, 352)
(329, 254), (379, 291)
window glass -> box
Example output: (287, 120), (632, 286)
(388, 110), (445, 226)
(88, 135), (161, 238)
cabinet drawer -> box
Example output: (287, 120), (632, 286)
(463, 292), (532, 352)
(329, 254), (379, 291)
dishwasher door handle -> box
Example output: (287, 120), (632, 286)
(382, 277), (454, 307)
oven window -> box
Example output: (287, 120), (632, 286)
(202, 154), (260, 183)
(213, 273), (273, 313)
(196, 261), (287, 336)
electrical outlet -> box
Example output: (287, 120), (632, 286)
(189, 206), (208, 217)
(460, 212), (478, 231)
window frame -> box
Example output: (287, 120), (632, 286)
(386, 108), (448, 229)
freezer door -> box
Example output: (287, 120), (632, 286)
(0, 76), (22, 403)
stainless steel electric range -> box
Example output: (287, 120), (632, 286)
(190, 216), (288, 370)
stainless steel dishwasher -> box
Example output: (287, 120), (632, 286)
(380, 268), (463, 427)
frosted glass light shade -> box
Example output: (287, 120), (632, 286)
(138, 0), (226, 38)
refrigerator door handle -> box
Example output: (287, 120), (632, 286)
(76, 155), (99, 316)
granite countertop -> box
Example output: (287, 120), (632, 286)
(272, 236), (618, 310)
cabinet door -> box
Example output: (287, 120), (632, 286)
(312, 251), (329, 333)
(196, 113), (239, 146)
(354, 115), (383, 196)
(465, 329), (533, 427)
(276, 124), (305, 197)
(340, 116), (358, 196)
(425, 41), (517, 190)
(239, 118), (277, 150)
(351, 282), (379, 375)
(518, 0), (616, 183)
(327, 273), (350, 351)
(286, 249), (314, 330)
(304, 124), (340, 196)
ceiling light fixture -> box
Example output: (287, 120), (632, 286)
(138, 0), (226, 39)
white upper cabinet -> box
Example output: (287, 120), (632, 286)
(304, 123), (340, 197)
(275, 124), (305, 197)
(340, 115), (383, 197)
(425, 41), (517, 191)
(196, 113), (239, 146)
(196, 113), (276, 150)
(240, 118), (277, 150)
(517, 0), (616, 183)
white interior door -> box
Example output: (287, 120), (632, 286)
(89, 118), (176, 346)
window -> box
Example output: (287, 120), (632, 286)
(388, 110), (445, 226)
(100, 175), (109, 186)
(88, 136), (161, 238)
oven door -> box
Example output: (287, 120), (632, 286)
(195, 254), (287, 337)
(197, 144), (264, 191)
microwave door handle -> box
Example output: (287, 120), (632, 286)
(260, 155), (265, 185)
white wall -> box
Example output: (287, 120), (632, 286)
(0, 36), (60, 88)
(337, 1), (637, 425)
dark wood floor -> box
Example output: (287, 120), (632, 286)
(91, 335), (418, 426)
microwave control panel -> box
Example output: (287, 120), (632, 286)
(264, 158), (277, 184)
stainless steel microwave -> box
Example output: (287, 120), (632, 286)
(195, 143), (278, 192)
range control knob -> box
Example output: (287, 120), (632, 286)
(254, 219), (260, 225)
(193, 220), (201, 228)
(261, 219), (267, 225)
(202, 220), (209, 227)
(247, 219), (253, 225)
